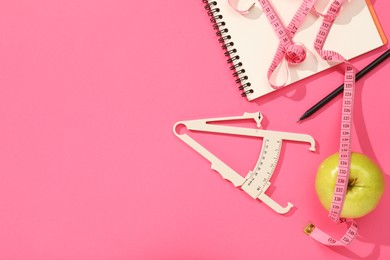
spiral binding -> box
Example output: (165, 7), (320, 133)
(202, 0), (253, 97)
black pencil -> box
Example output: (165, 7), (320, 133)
(298, 49), (390, 122)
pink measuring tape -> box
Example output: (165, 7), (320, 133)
(305, 0), (359, 246)
(229, 0), (317, 89)
(228, 0), (359, 246)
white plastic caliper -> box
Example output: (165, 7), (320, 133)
(173, 112), (316, 214)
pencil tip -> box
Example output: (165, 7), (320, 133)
(298, 114), (308, 122)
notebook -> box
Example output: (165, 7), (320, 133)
(202, 0), (387, 101)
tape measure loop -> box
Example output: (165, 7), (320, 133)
(228, 0), (317, 89)
(285, 43), (307, 65)
(313, 8), (339, 22)
(305, 219), (358, 246)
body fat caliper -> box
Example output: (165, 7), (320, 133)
(174, 112), (316, 214)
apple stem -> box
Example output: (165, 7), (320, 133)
(348, 177), (358, 190)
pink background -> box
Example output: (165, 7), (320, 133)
(0, 0), (389, 259)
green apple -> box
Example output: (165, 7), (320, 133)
(315, 152), (385, 218)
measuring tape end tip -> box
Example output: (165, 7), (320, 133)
(304, 223), (315, 235)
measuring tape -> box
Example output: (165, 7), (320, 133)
(228, 0), (317, 89)
(304, 59), (359, 244)
(174, 112), (316, 214)
(228, 0), (359, 245)
(304, 0), (359, 246)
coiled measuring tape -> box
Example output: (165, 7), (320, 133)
(229, 0), (359, 245)
(229, 0), (317, 89)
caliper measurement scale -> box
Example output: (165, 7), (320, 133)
(241, 138), (286, 209)
(174, 112), (315, 214)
